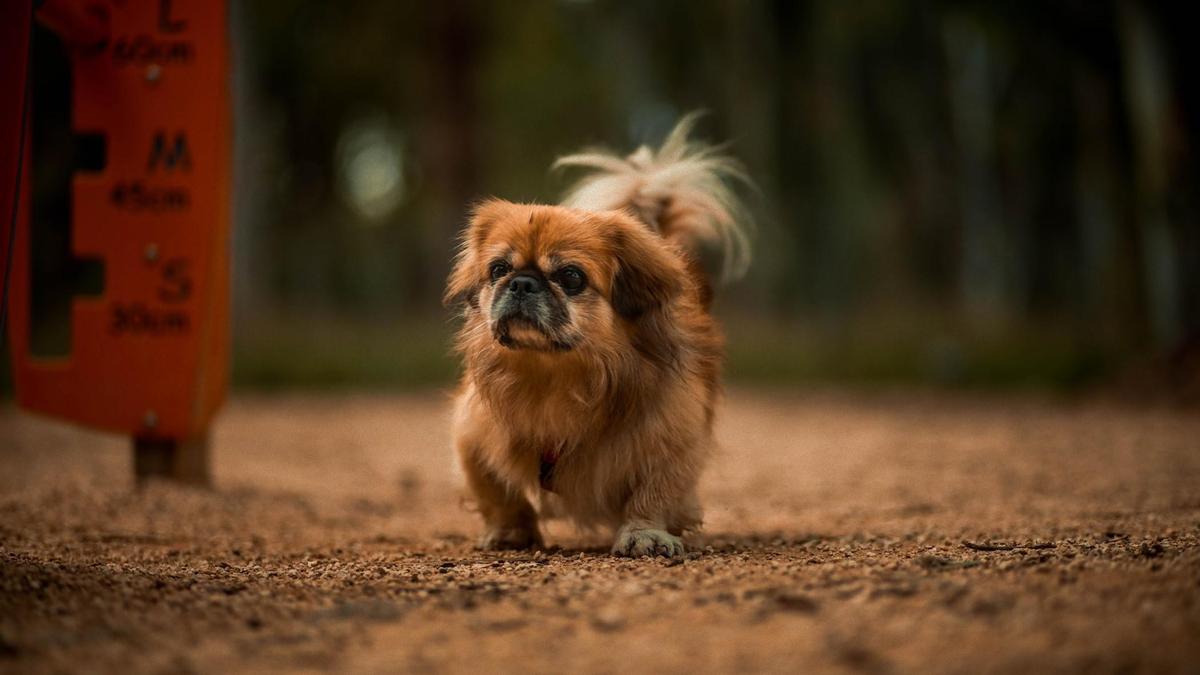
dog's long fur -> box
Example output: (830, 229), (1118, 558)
(445, 115), (752, 557)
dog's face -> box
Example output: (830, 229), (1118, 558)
(446, 200), (686, 359)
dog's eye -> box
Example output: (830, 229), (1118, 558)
(555, 266), (587, 295)
(489, 261), (511, 283)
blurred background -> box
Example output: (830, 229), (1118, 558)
(8, 0), (1200, 395)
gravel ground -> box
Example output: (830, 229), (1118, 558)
(2, 389), (1199, 674)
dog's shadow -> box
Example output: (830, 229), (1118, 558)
(479, 530), (829, 559)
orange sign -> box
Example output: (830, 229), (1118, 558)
(7, 0), (231, 441)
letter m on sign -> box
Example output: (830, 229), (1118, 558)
(147, 131), (192, 172)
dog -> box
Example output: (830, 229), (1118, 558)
(445, 114), (752, 557)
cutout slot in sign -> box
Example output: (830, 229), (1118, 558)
(30, 25), (107, 358)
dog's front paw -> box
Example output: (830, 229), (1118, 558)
(612, 526), (685, 558)
(479, 525), (543, 551)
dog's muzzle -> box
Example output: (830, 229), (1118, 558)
(490, 271), (572, 351)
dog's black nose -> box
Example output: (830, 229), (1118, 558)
(507, 274), (542, 296)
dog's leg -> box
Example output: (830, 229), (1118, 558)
(611, 455), (698, 559)
(459, 446), (543, 550)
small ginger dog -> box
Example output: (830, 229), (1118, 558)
(445, 115), (752, 557)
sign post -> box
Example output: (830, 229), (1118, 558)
(4, 0), (231, 484)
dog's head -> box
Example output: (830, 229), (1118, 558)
(445, 199), (686, 359)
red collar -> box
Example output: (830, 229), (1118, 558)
(539, 448), (558, 492)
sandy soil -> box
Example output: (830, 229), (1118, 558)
(1, 389), (1199, 674)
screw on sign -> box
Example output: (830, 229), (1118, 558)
(3, 0), (232, 485)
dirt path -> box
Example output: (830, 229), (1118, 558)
(2, 390), (1199, 674)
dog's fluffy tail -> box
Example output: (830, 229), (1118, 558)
(554, 113), (753, 284)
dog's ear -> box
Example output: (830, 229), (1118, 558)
(607, 213), (686, 320)
(444, 199), (509, 308)
(443, 250), (479, 309)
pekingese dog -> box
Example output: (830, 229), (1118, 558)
(445, 114), (752, 558)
